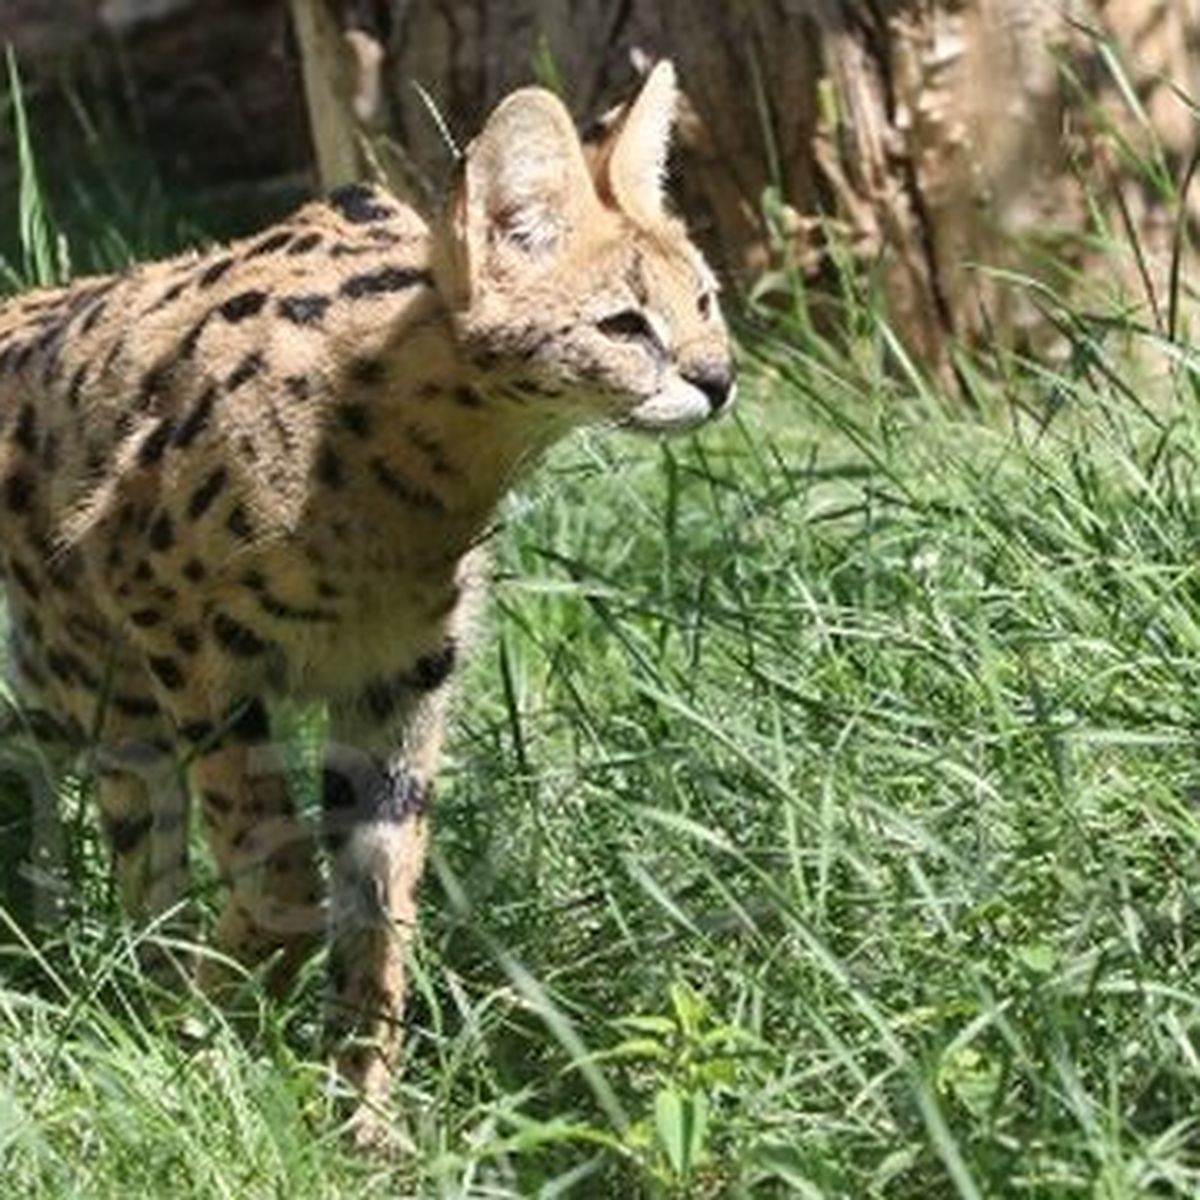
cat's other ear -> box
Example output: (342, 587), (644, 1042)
(460, 86), (600, 274)
(587, 60), (678, 225)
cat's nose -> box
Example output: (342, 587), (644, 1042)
(684, 362), (736, 414)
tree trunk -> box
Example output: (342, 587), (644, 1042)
(354, 0), (1198, 369)
(0, 1), (305, 206)
(5, 1), (1198, 371)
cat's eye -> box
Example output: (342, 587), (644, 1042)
(597, 309), (663, 355)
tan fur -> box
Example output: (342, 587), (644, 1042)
(0, 63), (733, 1141)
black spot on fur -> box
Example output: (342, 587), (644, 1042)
(39, 351), (63, 387)
(47, 546), (82, 591)
(349, 357), (387, 386)
(340, 265), (431, 299)
(226, 351), (265, 392)
(187, 467), (228, 520)
(359, 642), (456, 723)
(228, 697), (270, 742)
(173, 626), (200, 655)
(99, 338), (124, 379)
(202, 789), (232, 815)
(65, 612), (108, 648)
(12, 648), (47, 687)
(149, 278), (189, 310)
(454, 385), (485, 409)
(148, 511), (174, 552)
(212, 612), (268, 656)
(79, 299), (108, 335)
(246, 230), (294, 258)
(73, 656), (101, 692)
(129, 608), (162, 628)
(137, 418), (175, 467)
(413, 641), (457, 689)
(365, 226), (401, 246)
(179, 719), (216, 745)
(278, 294), (330, 326)
(316, 445), (344, 489)
(137, 364), (170, 411)
(39, 431), (59, 471)
(219, 291), (267, 323)
(183, 558), (207, 583)
(284, 374), (312, 401)
(46, 648), (75, 684)
(178, 316), (209, 360)
(321, 759), (428, 851)
(148, 655), (184, 690)
(13, 405), (37, 453)
(198, 257), (234, 288)
(106, 814), (152, 856)
(359, 676), (407, 724)
(12, 559), (42, 597)
(67, 363), (88, 408)
(11, 343), (36, 374)
(259, 593), (337, 623)
(328, 183), (393, 224)
(173, 386), (217, 449)
(328, 952), (348, 993)
(370, 458), (444, 513)
(2, 343), (30, 375)
(266, 400), (294, 457)
(287, 232), (323, 255)
(114, 694), (159, 719)
(405, 423), (456, 476)
(226, 505), (253, 541)
(57, 649), (98, 691)
(336, 403), (371, 437)
(5, 471), (35, 514)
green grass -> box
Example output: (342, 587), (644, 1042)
(4, 77), (1200, 1200)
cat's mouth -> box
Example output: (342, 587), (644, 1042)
(622, 371), (736, 434)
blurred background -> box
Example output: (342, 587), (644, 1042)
(2, 1), (1198, 377)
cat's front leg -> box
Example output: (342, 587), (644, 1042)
(321, 692), (447, 1143)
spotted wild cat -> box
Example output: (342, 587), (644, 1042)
(0, 61), (734, 1137)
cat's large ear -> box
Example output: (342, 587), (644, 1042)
(590, 61), (678, 225)
(460, 86), (600, 275)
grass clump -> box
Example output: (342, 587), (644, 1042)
(2, 65), (1200, 1200)
(4, 289), (1198, 1196)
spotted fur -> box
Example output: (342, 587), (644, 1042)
(0, 62), (733, 1137)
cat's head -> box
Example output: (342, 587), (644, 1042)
(443, 62), (735, 434)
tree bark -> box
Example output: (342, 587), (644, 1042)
(4, 1), (1198, 371)
(0, 0), (305, 203)
(287, 0), (1197, 369)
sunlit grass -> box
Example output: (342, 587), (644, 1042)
(2, 63), (1200, 1199)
